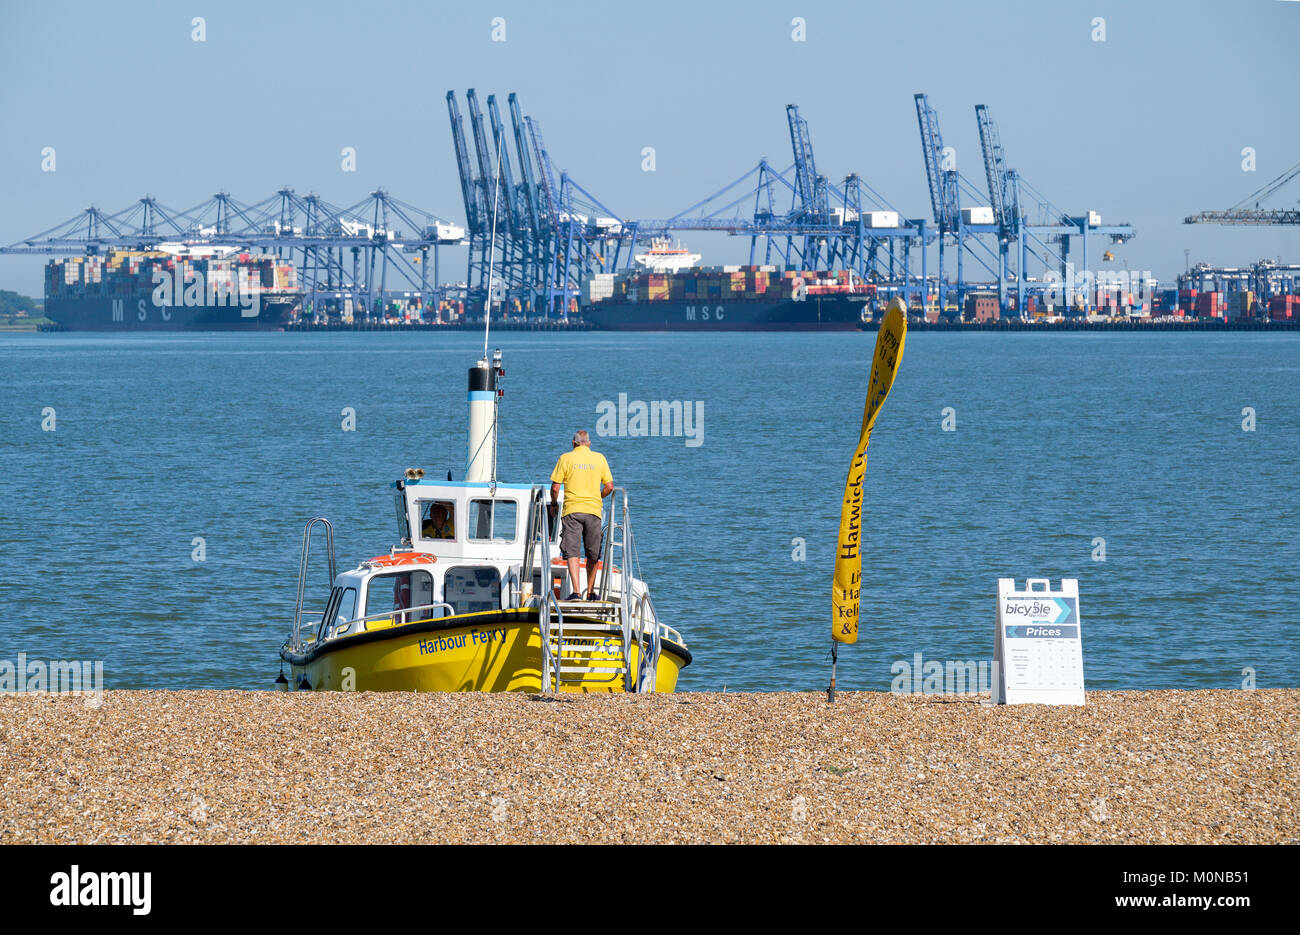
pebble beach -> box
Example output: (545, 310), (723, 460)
(1, 689), (1295, 845)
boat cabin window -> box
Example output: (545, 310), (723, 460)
(393, 489), (410, 543)
(336, 588), (358, 625)
(443, 565), (501, 615)
(318, 586), (358, 641)
(418, 500), (456, 541)
(467, 498), (518, 543)
(366, 570), (435, 624)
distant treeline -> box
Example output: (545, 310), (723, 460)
(0, 290), (42, 316)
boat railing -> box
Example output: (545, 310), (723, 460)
(639, 591), (664, 690)
(598, 487), (663, 691)
(523, 484), (666, 693)
(597, 488), (627, 683)
(525, 486), (562, 692)
(658, 620), (683, 645)
(293, 612), (325, 649)
(597, 488), (624, 604)
(321, 602), (458, 642)
(292, 517), (337, 652)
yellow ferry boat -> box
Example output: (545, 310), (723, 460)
(278, 350), (690, 694)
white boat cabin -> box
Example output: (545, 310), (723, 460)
(308, 479), (606, 646)
(395, 479), (553, 565)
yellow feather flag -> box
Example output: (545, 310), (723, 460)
(832, 298), (908, 644)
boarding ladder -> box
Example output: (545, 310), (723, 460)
(522, 487), (661, 693)
(291, 517), (337, 652)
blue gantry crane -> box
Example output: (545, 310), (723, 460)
(1, 188), (466, 318)
(914, 92), (1007, 314)
(446, 89), (635, 318)
(1185, 159), (1300, 226)
(975, 103), (1021, 312)
(7, 91), (1149, 323)
(915, 92), (962, 311)
(972, 102), (1136, 316)
(485, 94), (522, 290)
(786, 104), (832, 269)
(507, 91), (544, 292)
(634, 103), (927, 306)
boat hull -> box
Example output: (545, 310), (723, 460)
(580, 296), (869, 331)
(45, 294), (297, 331)
(281, 608), (689, 693)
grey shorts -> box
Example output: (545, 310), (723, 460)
(560, 513), (602, 562)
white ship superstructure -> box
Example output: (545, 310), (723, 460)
(634, 237), (702, 273)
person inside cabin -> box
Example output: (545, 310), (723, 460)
(422, 502), (455, 540)
(393, 572), (413, 623)
(549, 429), (614, 601)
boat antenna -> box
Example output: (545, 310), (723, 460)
(483, 140), (504, 359)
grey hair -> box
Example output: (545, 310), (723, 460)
(572, 430), (590, 445)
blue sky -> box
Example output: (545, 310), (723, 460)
(1, 0), (1297, 294)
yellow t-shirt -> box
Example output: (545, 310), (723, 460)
(550, 446), (613, 517)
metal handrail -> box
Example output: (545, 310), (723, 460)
(321, 601), (458, 642)
(522, 484), (669, 693)
(597, 486), (628, 602)
(595, 488), (642, 690)
(657, 620), (683, 645)
(292, 517), (337, 651)
(521, 488), (541, 595)
(633, 592), (650, 691)
(526, 485), (561, 692)
(636, 591), (662, 693)
(539, 589), (558, 693)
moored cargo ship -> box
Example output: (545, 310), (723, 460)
(45, 246), (300, 331)
(580, 264), (875, 331)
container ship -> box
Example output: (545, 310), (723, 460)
(580, 264), (875, 331)
(45, 246), (300, 331)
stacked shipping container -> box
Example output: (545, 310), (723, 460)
(604, 266), (876, 305)
(1267, 295), (1298, 320)
(46, 251), (298, 303)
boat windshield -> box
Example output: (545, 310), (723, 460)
(367, 570), (434, 623)
(317, 586), (357, 642)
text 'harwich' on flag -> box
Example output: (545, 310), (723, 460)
(832, 298), (907, 644)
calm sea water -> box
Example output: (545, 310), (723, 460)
(1, 330), (1296, 692)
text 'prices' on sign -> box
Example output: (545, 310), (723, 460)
(994, 578), (1087, 705)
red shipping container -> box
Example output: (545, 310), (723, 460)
(1268, 295), (1296, 320)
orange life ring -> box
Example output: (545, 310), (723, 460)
(366, 552), (437, 568)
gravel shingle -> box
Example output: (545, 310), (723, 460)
(1, 689), (1294, 844)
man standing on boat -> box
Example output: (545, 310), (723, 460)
(550, 430), (614, 601)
